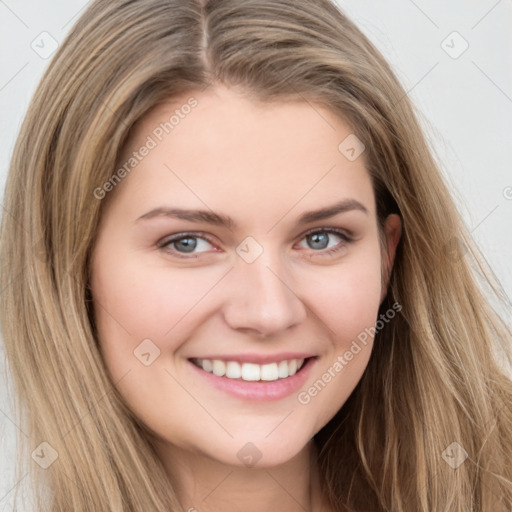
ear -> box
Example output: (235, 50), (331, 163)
(380, 213), (402, 303)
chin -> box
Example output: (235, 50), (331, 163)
(203, 433), (313, 470)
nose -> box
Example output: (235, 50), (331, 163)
(222, 249), (307, 338)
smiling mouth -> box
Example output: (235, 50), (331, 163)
(190, 357), (310, 382)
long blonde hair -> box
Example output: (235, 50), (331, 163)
(1, 0), (511, 510)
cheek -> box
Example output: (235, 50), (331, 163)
(89, 255), (215, 436)
(91, 253), (208, 335)
(293, 245), (383, 426)
(300, 245), (383, 344)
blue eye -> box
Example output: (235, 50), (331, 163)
(158, 228), (352, 259)
(297, 228), (352, 256)
(159, 232), (216, 258)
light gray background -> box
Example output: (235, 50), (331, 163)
(1, 1), (511, 509)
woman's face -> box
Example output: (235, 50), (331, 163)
(89, 85), (401, 469)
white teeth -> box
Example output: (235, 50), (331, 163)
(212, 359), (226, 377)
(277, 360), (289, 378)
(260, 363), (278, 381)
(195, 357), (307, 381)
(225, 361), (242, 379)
(241, 363), (260, 381)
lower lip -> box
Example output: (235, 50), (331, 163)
(188, 357), (316, 401)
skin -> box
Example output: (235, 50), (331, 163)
(89, 84), (401, 512)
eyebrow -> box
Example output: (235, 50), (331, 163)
(135, 198), (368, 229)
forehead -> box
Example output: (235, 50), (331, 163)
(110, 85), (375, 226)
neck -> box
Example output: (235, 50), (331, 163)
(154, 439), (331, 512)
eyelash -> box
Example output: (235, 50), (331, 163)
(157, 227), (353, 259)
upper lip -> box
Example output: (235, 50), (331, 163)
(188, 353), (315, 365)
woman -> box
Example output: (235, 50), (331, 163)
(1, 0), (511, 510)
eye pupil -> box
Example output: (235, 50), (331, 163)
(175, 237), (197, 252)
(164, 230), (344, 258)
(308, 232), (329, 250)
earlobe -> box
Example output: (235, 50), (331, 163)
(380, 214), (402, 302)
